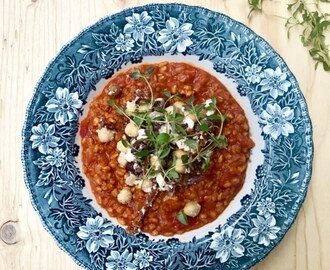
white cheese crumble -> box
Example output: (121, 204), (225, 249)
(125, 148), (136, 162)
(126, 97), (139, 114)
(176, 139), (193, 152)
(156, 173), (166, 190)
(117, 152), (127, 167)
(125, 173), (137, 186)
(150, 154), (161, 170)
(137, 129), (148, 140)
(183, 116), (195, 130)
(159, 123), (172, 134)
(204, 99), (213, 108)
(96, 127), (115, 143)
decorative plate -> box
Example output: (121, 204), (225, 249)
(22, 4), (313, 270)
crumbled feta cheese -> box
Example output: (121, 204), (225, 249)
(156, 173), (166, 190)
(126, 101), (137, 113)
(96, 127), (115, 143)
(117, 152), (127, 167)
(206, 109), (215, 116)
(159, 123), (172, 134)
(150, 155), (161, 170)
(137, 129), (148, 140)
(183, 116), (195, 130)
(125, 173), (137, 186)
(204, 99), (213, 108)
(165, 105), (174, 114)
(125, 148), (136, 162)
(176, 139), (192, 152)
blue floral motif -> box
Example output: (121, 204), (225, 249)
(157, 17), (193, 53)
(133, 249), (153, 268)
(45, 147), (66, 167)
(30, 123), (60, 154)
(256, 197), (276, 217)
(210, 225), (245, 263)
(123, 11), (155, 42)
(248, 215), (281, 246)
(106, 250), (136, 270)
(259, 103), (294, 139)
(260, 67), (291, 99)
(115, 33), (135, 52)
(45, 87), (82, 125)
(245, 64), (263, 84)
(77, 216), (114, 253)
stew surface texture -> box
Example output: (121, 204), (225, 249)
(80, 62), (255, 236)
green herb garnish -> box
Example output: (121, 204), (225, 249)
(177, 210), (189, 225)
(248, 0), (330, 72)
(109, 66), (228, 190)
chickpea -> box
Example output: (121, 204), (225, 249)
(173, 101), (185, 111)
(175, 158), (186, 174)
(174, 149), (187, 158)
(117, 140), (128, 153)
(117, 188), (132, 204)
(125, 173), (137, 186)
(183, 201), (201, 217)
(150, 155), (161, 170)
(141, 179), (153, 193)
(96, 127), (115, 143)
(124, 122), (139, 137)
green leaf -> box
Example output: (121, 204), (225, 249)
(162, 91), (171, 98)
(167, 169), (180, 179)
(133, 113), (147, 126)
(129, 69), (142, 79)
(135, 149), (150, 158)
(155, 106), (166, 113)
(121, 139), (129, 148)
(145, 66), (155, 76)
(201, 156), (210, 171)
(181, 155), (189, 164)
(116, 106), (125, 115)
(156, 133), (171, 145)
(216, 135), (228, 148)
(199, 122), (209, 132)
(177, 210), (189, 225)
(175, 124), (187, 135)
(107, 99), (115, 106)
(207, 114), (222, 121)
(160, 147), (171, 159)
(185, 140), (199, 151)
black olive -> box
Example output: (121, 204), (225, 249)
(126, 162), (143, 176)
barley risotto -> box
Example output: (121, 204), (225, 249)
(80, 62), (255, 236)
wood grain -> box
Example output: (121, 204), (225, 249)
(0, 0), (329, 269)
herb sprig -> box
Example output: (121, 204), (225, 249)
(108, 66), (228, 189)
(248, 0), (330, 72)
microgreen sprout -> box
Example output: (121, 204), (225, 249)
(108, 66), (228, 191)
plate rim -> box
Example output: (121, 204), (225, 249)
(21, 3), (314, 269)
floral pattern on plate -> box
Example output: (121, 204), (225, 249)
(22, 4), (313, 270)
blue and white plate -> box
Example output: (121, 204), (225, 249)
(22, 4), (313, 269)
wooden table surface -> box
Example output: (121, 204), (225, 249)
(1, 0), (329, 269)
